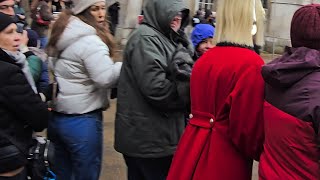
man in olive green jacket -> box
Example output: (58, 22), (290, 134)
(114, 0), (192, 179)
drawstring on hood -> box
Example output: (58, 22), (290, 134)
(262, 47), (320, 89)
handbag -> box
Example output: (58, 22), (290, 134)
(27, 136), (56, 180)
(0, 132), (55, 180)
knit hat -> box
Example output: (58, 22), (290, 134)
(191, 24), (215, 48)
(72, 0), (105, 15)
(26, 29), (39, 47)
(0, 12), (15, 32)
(291, 4), (320, 50)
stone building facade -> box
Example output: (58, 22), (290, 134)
(265, 0), (320, 53)
(109, 0), (320, 53)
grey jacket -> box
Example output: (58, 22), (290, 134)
(53, 16), (122, 114)
(114, 0), (190, 158)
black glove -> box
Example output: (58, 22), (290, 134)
(169, 44), (194, 109)
(169, 44), (194, 81)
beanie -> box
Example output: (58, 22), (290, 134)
(0, 12), (15, 32)
(72, 0), (105, 15)
(26, 29), (39, 47)
(191, 24), (215, 48)
(291, 4), (320, 50)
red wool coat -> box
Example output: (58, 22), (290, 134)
(167, 46), (265, 180)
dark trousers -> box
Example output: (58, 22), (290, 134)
(123, 155), (173, 180)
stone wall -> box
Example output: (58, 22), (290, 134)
(265, 0), (320, 53)
(110, 0), (193, 46)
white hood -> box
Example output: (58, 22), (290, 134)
(56, 16), (96, 51)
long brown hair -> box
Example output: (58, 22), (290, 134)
(47, 8), (116, 57)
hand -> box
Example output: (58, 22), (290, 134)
(17, 14), (26, 20)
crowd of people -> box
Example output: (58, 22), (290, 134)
(0, 0), (319, 180)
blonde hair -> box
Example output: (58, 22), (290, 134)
(215, 0), (265, 47)
(254, 0), (266, 46)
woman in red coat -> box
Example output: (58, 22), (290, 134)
(167, 0), (266, 179)
(259, 4), (320, 180)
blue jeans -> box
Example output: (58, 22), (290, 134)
(39, 37), (48, 49)
(48, 111), (103, 180)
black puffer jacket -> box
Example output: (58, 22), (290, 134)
(0, 49), (48, 173)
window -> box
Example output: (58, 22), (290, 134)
(198, 0), (214, 11)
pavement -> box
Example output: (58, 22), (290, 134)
(100, 101), (259, 180)
(98, 52), (280, 180)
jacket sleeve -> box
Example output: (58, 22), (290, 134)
(1, 66), (48, 132)
(227, 62), (265, 161)
(37, 61), (50, 96)
(309, 82), (320, 158)
(82, 36), (122, 89)
(128, 36), (185, 110)
(25, 52), (42, 83)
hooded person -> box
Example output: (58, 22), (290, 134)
(259, 4), (320, 180)
(191, 23), (215, 59)
(46, 0), (122, 179)
(167, 0), (266, 180)
(114, 0), (193, 179)
(107, 1), (120, 35)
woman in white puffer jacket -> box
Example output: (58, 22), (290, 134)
(46, 0), (121, 179)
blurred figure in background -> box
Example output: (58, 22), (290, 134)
(30, 0), (53, 49)
(0, 0), (15, 16)
(191, 9), (204, 27)
(13, 0), (27, 27)
(204, 9), (215, 27)
(26, 29), (50, 102)
(107, 1), (120, 36)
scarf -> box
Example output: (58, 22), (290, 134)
(4, 50), (38, 93)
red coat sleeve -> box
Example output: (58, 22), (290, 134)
(227, 62), (265, 160)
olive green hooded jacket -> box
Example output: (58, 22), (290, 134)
(114, 0), (190, 158)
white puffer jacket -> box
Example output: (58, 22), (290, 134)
(53, 16), (122, 114)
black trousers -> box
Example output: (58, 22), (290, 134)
(123, 155), (173, 180)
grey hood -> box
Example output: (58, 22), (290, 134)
(142, 0), (189, 37)
(56, 16), (96, 51)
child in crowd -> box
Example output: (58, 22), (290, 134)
(191, 23), (215, 59)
